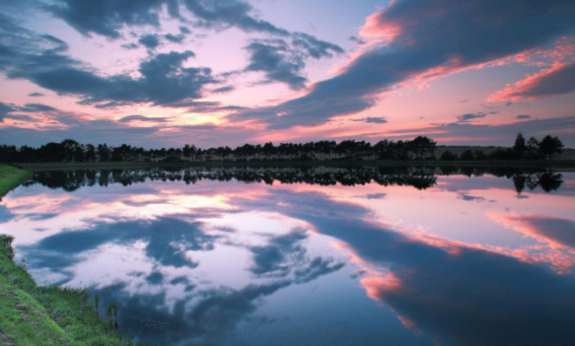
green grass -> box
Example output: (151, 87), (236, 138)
(0, 165), (128, 345)
(0, 165), (31, 199)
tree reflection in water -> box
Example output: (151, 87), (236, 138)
(26, 166), (563, 193)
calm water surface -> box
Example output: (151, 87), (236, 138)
(1, 167), (574, 346)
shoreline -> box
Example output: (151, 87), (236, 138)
(0, 164), (127, 345)
(14, 159), (575, 172)
(0, 165), (32, 198)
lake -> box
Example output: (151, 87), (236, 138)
(1, 166), (574, 346)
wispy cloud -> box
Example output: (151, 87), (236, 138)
(490, 62), (575, 102)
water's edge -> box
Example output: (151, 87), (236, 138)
(0, 165), (128, 345)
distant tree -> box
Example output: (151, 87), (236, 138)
(85, 144), (96, 161)
(440, 151), (457, 161)
(513, 133), (527, 157)
(526, 137), (541, 159)
(263, 142), (275, 155)
(474, 150), (487, 160)
(408, 136), (436, 159)
(97, 144), (110, 161)
(183, 145), (197, 158)
(460, 150), (475, 161)
(538, 135), (564, 159)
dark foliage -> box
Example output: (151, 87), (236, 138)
(0, 134), (564, 163)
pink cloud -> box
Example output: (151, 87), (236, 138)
(490, 62), (575, 102)
(359, 11), (402, 45)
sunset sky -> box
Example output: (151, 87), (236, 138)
(1, 0), (574, 148)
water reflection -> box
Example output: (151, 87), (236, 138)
(26, 165), (563, 193)
(255, 189), (575, 346)
(1, 167), (574, 345)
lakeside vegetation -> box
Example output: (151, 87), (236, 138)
(0, 165), (31, 198)
(0, 134), (566, 164)
(0, 165), (126, 346)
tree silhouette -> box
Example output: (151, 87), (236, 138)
(0, 134), (566, 163)
(538, 135), (564, 159)
(513, 133), (527, 157)
(440, 151), (457, 161)
(512, 175), (526, 194)
(460, 150), (475, 161)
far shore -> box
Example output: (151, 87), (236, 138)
(14, 159), (575, 172)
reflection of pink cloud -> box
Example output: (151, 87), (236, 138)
(361, 273), (402, 300)
(489, 213), (575, 273)
(360, 273), (417, 332)
(490, 213), (575, 251)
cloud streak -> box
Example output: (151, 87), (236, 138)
(490, 62), (575, 102)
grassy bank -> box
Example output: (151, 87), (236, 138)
(0, 165), (127, 345)
(0, 165), (31, 198)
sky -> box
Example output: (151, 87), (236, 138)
(0, 0), (574, 148)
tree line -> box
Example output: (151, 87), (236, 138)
(440, 134), (565, 161)
(0, 134), (565, 163)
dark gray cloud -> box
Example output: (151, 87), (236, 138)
(235, 0), (575, 128)
(121, 42), (140, 50)
(211, 85), (235, 94)
(139, 33), (161, 49)
(181, 0), (288, 36)
(168, 99), (246, 113)
(17, 103), (58, 112)
(291, 32), (344, 59)
(164, 32), (185, 43)
(245, 39), (307, 90)
(516, 114), (532, 120)
(47, 0), (173, 38)
(349, 35), (366, 45)
(356, 116), (387, 124)
(0, 102), (14, 121)
(456, 112), (487, 123)
(28, 92), (44, 97)
(118, 114), (170, 123)
(365, 117), (387, 124)
(245, 35), (343, 90)
(0, 102), (62, 122)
